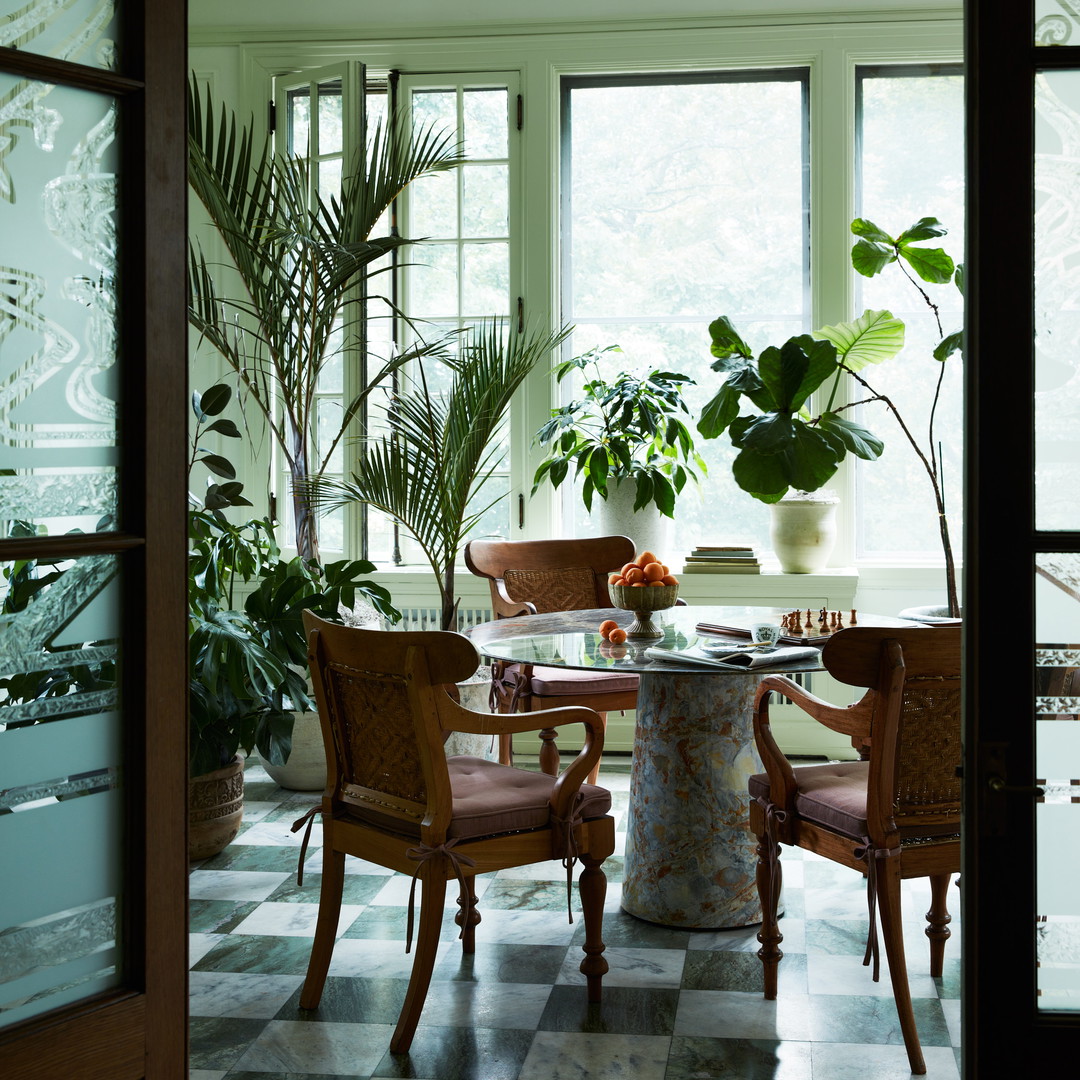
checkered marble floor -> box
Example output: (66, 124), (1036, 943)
(188, 759), (962, 1080)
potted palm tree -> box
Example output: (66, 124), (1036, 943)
(303, 320), (570, 631)
(187, 80), (465, 564)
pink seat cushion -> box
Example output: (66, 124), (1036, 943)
(526, 664), (638, 697)
(749, 761), (869, 838)
(447, 756), (612, 839)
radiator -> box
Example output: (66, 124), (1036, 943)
(397, 606), (493, 632)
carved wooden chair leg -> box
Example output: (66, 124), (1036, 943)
(497, 731), (513, 767)
(538, 727), (561, 776)
(299, 846), (345, 1009)
(456, 875), (480, 954)
(754, 824), (784, 1000)
(577, 843), (609, 1003)
(877, 858), (926, 1075)
(587, 712), (606, 785)
(925, 872), (953, 978)
(390, 870), (448, 1055)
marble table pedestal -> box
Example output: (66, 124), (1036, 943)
(621, 669), (766, 929)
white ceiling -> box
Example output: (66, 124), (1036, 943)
(189, 0), (961, 33)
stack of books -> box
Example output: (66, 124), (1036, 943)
(681, 545), (761, 574)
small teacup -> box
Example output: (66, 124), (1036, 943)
(750, 622), (782, 649)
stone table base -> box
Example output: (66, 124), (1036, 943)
(621, 670), (764, 929)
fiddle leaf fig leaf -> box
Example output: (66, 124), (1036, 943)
(934, 330), (963, 362)
(850, 217), (893, 244)
(697, 382), (742, 438)
(758, 335), (837, 413)
(817, 412), (885, 461)
(851, 237), (895, 278)
(897, 216), (947, 243)
(814, 309), (905, 373)
(899, 242), (954, 284)
(954, 263), (965, 296)
(708, 315), (754, 360)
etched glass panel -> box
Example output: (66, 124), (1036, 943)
(0, 0), (119, 71)
(1036, 1), (1080, 44)
(1035, 552), (1080, 1010)
(1035, 71), (1080, 530)
(0, 78), (119, 535)
(0, 552), (122, 1029)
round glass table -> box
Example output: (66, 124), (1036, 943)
(467, 604), (827, 929)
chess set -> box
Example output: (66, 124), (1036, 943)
(779, 607), (857, 641)
(695, 607), (902, 646)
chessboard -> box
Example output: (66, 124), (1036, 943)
(695, 608), (924, 646)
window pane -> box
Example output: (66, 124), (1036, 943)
(0, 0), (120, 71)
(462, 164), (508, 236)
(462, 242), (509, 316)
(288, 91), (310, 156)
(316, 83), (343, 155)
(1034, 553), (1080, 1010)
(1035, 71), (1080, 530)
(463, 88), (508, 159)
(563, 73), (808, 551)
(410, 170), (458, 238)
(0, 552), (122, 1028)
(855, 69), (965, 561)
(409, 243), (459, 316)
(412, 89), (456, 134)
(0, 77), (119, 535)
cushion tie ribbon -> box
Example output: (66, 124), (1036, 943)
(404, 839), (478, 954)
(551, 796), (587, 924)
(290, 805), (322, 886)
(852, 839), (903, 981)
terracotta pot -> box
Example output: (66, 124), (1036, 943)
(188, 753), (244, 860)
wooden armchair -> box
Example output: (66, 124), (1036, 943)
(295, 613), (615, 1054)
(463, 536), (640, 779)
(748, 626), (961, 1076)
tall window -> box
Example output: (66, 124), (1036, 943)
(854, 66), (965, 562)
(371, 75), (517, 565)
(560, 72), (810, 549)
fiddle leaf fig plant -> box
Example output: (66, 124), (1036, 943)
(532, 345), (706, 518)
(698, 214), (963, 617)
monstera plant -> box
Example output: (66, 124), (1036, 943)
(698, 215), (963, 615)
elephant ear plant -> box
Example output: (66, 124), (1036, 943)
(698, 215), (963, 617)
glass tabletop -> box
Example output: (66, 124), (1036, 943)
(466, 604), (828, 675)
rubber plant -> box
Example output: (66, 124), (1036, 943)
(532, 345), (706, 517)
(697, 215), (963, 617)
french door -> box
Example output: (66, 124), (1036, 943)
(966, 0), (1080, 1070)
(0, 2), (188, 1077)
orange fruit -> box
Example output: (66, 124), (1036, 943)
(608, 572), (622, 585)
(608, 627), (627, 644)
(611, 576), (626, 587)
(598, 619), (618, 639)
(620, 562), (637, 578)
(661, 574), (679, 586)
(631, 581), (647, 587)
(647, 579), (665, 586)
(636, 550), (658, 567)
(624, 566), (645, 584)
(643, 561), (665, 581)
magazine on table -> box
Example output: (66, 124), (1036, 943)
(644, 643), (820, 669)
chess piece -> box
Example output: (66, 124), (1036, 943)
(830, 610), (838, 629)
(835, 611), (844, 630)
(850, 609), (857, 625)
(791, 610), (802, 634)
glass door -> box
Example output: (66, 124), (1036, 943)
(0, 1), (188, 1075)
(967, 0), (1080, 1069)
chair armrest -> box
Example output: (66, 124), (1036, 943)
(436, 696), (604, 818)
(757, 676), (872, 740)
(491, 579), (536, 618)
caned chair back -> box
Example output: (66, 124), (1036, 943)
(302, 611), (479, 840)
(464, 536), (636, 616)
(821, 626), (962, 842)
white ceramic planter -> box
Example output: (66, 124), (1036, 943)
(259, 710), (327, 791)
(595, 478), (673, 560)
(769, 496), (838, 574)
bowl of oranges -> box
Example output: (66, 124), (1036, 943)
(605, 550), (679, 639)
